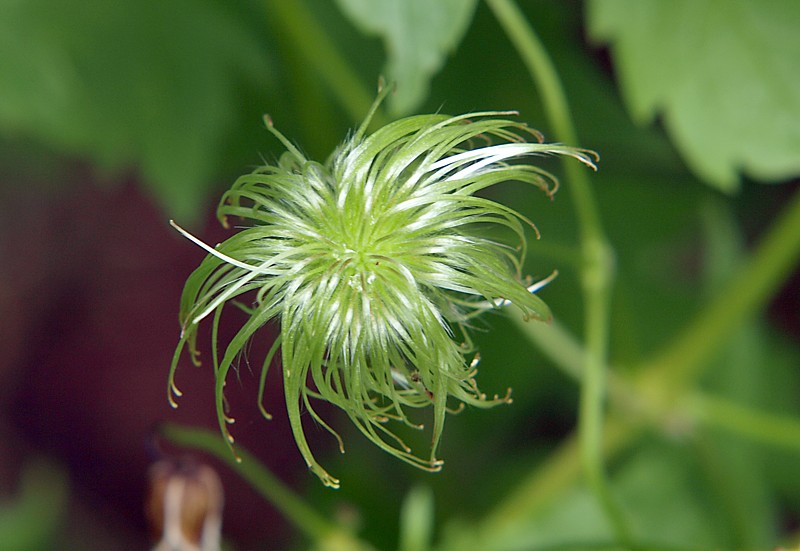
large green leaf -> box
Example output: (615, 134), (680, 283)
(587, 0), (800, 191)
(334, 0), (478, 116)
(0, 0), (272, 221)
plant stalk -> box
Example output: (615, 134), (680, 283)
(687, 392), (800, 453)
(486, 0), (632, 545)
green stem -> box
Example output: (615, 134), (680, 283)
(687, 393), (800, 453)
(486, 0), (631, 544)
(263, 0), (386, 127)
(510, 316), (636, 414)
(159, 423), (372, 549)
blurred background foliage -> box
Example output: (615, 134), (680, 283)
(0, 0), (798, 550)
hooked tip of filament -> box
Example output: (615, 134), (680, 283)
(325, 478), (341, 489)
(526, 270), (558, 294)
(168, 385), (183, 409)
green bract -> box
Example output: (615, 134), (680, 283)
(169, 87), (597, 488)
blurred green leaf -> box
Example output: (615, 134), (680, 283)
(0, 459), (69, 551)
(613, 442), (728, 549)
(333, 0), (478, 115)
(587, 0), (800, 190)
(0, 0), (273, 221)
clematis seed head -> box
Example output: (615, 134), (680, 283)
(168, 85), (597, 488)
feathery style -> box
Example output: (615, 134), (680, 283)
(169, 86), (597, 488)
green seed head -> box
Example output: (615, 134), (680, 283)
(169, 86), (597, 488)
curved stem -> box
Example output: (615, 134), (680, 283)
(486, 0), (631, 544)
(159, 423), (373, 550)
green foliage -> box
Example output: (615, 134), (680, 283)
(0, 460), (69, 551)
(0, 0), (272, 221)
(588, 0), (800, 191)
(333, 0), (478, 116)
